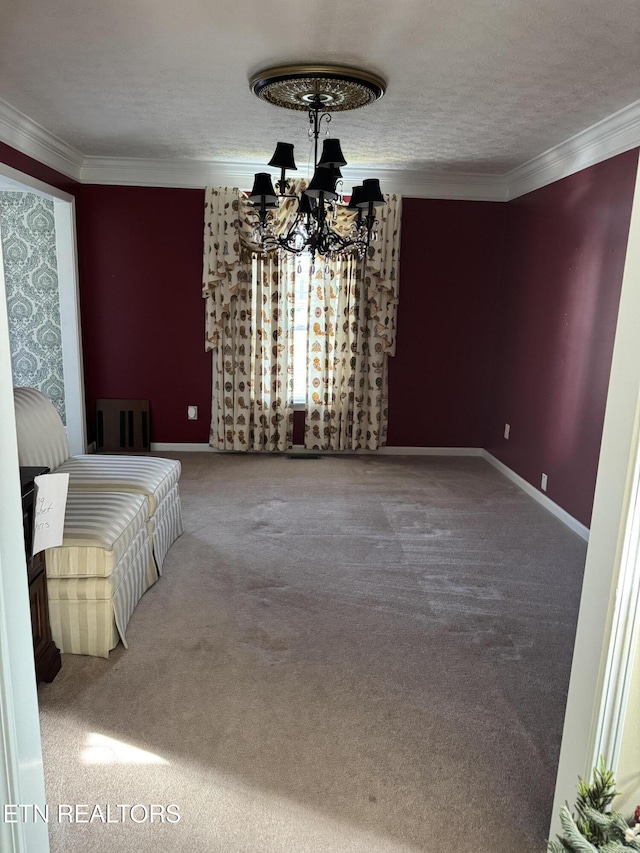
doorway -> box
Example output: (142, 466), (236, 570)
(0, 166), (85, 454)
(0, 161), (83, 853)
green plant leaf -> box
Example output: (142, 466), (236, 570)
(560, 806), (600, 853)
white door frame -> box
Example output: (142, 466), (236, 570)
(0, 161), (84, 853)
(0, 216), (50, 853)
(0, 163), (86, 454)
(550, 161), (640, 835)
(53, 195), (85, 454)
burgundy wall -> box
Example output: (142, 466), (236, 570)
(3, 137), (638, 527)
(76, 191), (505, 448)
(0, 142), (80, 197)
(78, 186), (210, 443)
(387, 198), (506, 446)
(485, 149), (639, 527)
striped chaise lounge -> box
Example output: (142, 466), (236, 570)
(46, 490), (157, 657)
(13, 387), (183, 572)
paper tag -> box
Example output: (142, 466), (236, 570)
(33, 473), (70, 554)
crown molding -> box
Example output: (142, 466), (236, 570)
(506, 97), (640, 200)
(2, 95), (639, 200)
(79, 156), (507, 200)
(79, 156), (247, 189)
(347, 168), (507, 201)
(0, 98), (83, 182)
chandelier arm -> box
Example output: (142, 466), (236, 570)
(281, 209), (308, 248)
(309, 106), (318, 166)
(255, 229), (370, 259)
(258, 197), (269, 228)
(329, 235), (366, 252)
(318, 112), (331, 139)
(308, 102), (332, 164)
(276, 235), (305, 254)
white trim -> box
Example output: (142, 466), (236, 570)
(375, 445), (483, 456)
(54, 197), (86, 454)
(287, 445), (484, 456)
(79, 157), (506, 200)
(3, 94), (638, 200)
(0, 162), (87, 456)
(481, 451), (590, 541)
(0, 208), (50, 853)
(0, 97), (82, 183)
(152, 442), (214, 452)
(80, 157), (247, 189)
(506, 97), (640, 200)
(150, 442), (485, 455)
(592, 406), (640, 772)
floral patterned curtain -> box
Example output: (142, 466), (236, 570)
(203, 186), (401, 453)
(304, 193), (402, 451)
(250, 251), (296, 450)
(202, 186), (295, 451)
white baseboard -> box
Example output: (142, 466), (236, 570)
(151, 442), (215, 452)
(149, 441), (589, 540)
(288, 445), (484, 456)
(482, 450), (590, 541)
(151, 442), (483, 456)
(375, 446), (483, 456)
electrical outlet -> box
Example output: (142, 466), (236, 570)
(541, 473), (548, 492)
(187, 405), (198, 420)
(504, 423), (510, 439)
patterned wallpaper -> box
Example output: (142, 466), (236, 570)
(0, 191), (66, 423)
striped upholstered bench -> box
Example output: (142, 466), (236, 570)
(13, 387), (183, 572)
(46, 491), (158, 657)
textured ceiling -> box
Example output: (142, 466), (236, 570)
(1, 0), (639, 175)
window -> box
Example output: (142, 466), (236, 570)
(292, 255), (311, 406)
(250, 253), (310, 406)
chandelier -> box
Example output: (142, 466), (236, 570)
(247, 64), (386, 261)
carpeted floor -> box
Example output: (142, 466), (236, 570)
(38, 454), (587, 852)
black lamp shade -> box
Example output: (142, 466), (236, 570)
(356, 178), (385, 207)
(299, 193), (313, 215)
(248, 172), (278, 205)
(305, 169), (338, 200)
(317, 138), (347, 169)
(268, 142), (297, 171)
(347, 185), (364, 210)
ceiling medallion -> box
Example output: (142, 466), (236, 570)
(249, 64), (386, 112)
(247, 64), (387, 263)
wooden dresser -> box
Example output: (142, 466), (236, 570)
(20, 467), (61, 683)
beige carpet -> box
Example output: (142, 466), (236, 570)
(38, 454), (586, 853)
